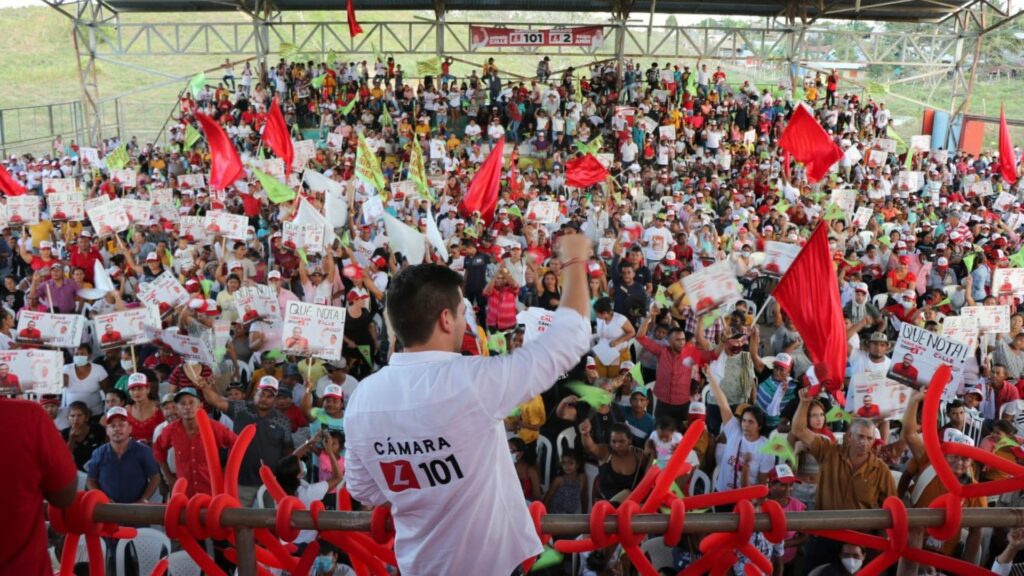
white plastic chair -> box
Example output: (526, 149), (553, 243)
(872, 293), (889, 309)
(583, 463), (599, 513)
(77, 470), (88, 491)
(688, 469), (711, 497)
(167, 550), (202, 576)
(253, 485), (269, 509)
(114, 527), (171, 576)
(641, 536), (676, 571)
(555, 427), (577, 463)
(73, 537), (107, 564)
(808, 563), (830, 576)
(535, 435), (553, 494)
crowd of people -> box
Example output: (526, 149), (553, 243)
(3, 47), (1024, 576)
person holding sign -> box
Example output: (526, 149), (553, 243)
(344, 233), (592, 575)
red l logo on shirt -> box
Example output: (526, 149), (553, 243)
(380, 460), (420, 492)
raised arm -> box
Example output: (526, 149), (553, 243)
(705, 367), (733, 425)
(791, 388), (818, 447)
(901, 390), (926, 460)
(578, 419), (610, 461)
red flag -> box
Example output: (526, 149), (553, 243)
(565, 153), (610, 188)
(778, 104), (843, 183)
(773, 224), (847, 402)
(263, 98), (294, 176)
(0, 163), (26, 196)
(195, 113), (244, 191)
(782, 149), (791, 183)
(346, 0), (363, 37)
(999, 105), (1018, 185)
(460, 137), (504, 224)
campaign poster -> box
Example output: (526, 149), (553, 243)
(137, 271), (190, 316)
(176, 173), (206, 190)
(830, 189), (857, 214)
(205, 210), (248, 241)
(852, 207), (874, 229)
(897, 171), (925, 191)
(179, 216), (210, 243)
(525, 201), (561, 224)
(390, 180), (418, 200)
(157, 328), (215, 365)
(109, 169), (137, 187)
(844, 146), (862, 164)
(681, 260), (742, 314)
(0, 349), (64, 395)
(847, 372), (912, 421)
(15, 311), (85, 348)
(993, 269), (1024, 298)
(762, 241), (801, 276)
(867, 149), (887, 168)
(994, 192), (1015, 212)
(282, 221), (325, 254)
(87, 199), (130, 236)
(292, 139), (316, 172)
(969, 181), (993, 197)
(887, 323), (970, 395)
(595, 153), (614, 168)
(93, 306), (162, 350)
(361, 196), (385, 223)
(872, 138), (897, 154)
(910, 135), (930, 152)
(960, 305), (1010, 334)
(282, 301), (346, 361)
(42, 178), (77, 194)
(234, 285), (281, 326)
(941, 315), (978, 354)
(122, 198), (153, 225)
(516, 307), (555, 343)
(47, 193), (85, 222)
(6, 195), (40, 225)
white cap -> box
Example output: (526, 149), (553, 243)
(105, 406), (129, 421)
(258, 375), (279, 392)
(267, 270), (282, 280)
(942, 428), (974, 446)
(323, 384), (344, 399)
(40, 241), (53, 249)
(127, 373), (148, 388)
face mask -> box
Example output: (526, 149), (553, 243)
(121, 360), (134, 371)
(73, 355), (89, 367)
(841, 558), (863, 574)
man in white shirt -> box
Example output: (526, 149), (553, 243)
(345, 234), (592, 576)
(641, 214), (674, 265)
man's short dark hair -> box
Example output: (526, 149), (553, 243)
(386, 264), (464, 348)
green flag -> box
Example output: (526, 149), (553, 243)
(105, 144), (130, 170)
(507, 205), (522, 219)
(184, 123), (202, 149)
(628, 363), (645, 387)
(995, 436), (1021, 452)
(416, 57), (441, 76)
(826, 405), (853, 424)
(655, 285), (672, 308)
(355, 133), (387, 194)
(823, 203), (846, 221)
(358, 344), (372, 365)
(327, 50), (340, 64)
(701, 309), (722, 330)
(487, 332), (507, 355)
(188, 72), (206, 98)
(409, 138), (432, 201)
(380, 104), (393, 127)
(964, 252), (978, 273)
(252, 167), (297, 204)
(340, 229), (351, 247)
(574, 135), (603, 156)
(311, 74), (326, 89)
(531, 547), (564, 572)
(774, 200), (790, 214)
(279, 42), (301, 62)
(567, 381), (612, 408)
(759, 435), (797, 467)
(296, 248), (308, 265)
(200, 279), (214, 298)
(340, 94), (360, 116)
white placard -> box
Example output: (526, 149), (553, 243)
(0, 349), (63, 395)
(109, 169), (137, 187)
(867, 149), (888, 168)
(87, 199), (130, 236)
(969, 181), (993, 197)
(852, 207), (874, 229)
(150, 188), (174, 206)
(847, 372), (912, 421)
(960, 305), (1011, 334)
(282, 301), (346, 361)
(15, 311), (85, 349)
(121, 198), (153, 225)
(888, 322), (970, 396)
(681, 260), (742, 313)
(659, 125), (676, 141)
(234, 285), (282, 326)
(873, 138), (897, 154)
(93, 307), (162, 350)
(42, 178), (77, 194)
(157, 328), (215, 366)
(993, 269), (1024, 298)
(327, 134), (345, 150)
(78, 147), (100, 166)
(910, 135), (930, 151)
(205, 210), (249, 241)
(6, 195), (40, 225)
(762, 240), (801, 276)
(282, 221), (325, 254)
(897, 171), (925, 191)
(636, 116), (658, 134)
(47, 193), (85, 222)
(525, 200), (561, 224)
(292, 139), (316, 172)
(516, 307), (556, 343)
(390, 180), (418, 199)
(844, 146), (862, 164)
(179, 216), (210, 243)
(595, 153), (614, 168)
(176, 173), (206, 190)
(994, 192), (1015, 212)
(830, 189), (857, 214)
(941, 315), (978, 354)
(361, 196), (385, 223)
(137, 271), (190, 314)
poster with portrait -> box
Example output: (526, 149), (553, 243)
(0, 349), (64, 395)
(92, 306), (162, 350)
(930, 149), (949, 163)
(78, 147), (100, 167)
(525, 201), (561, 224)
(681, 260), (742, 314)
(830, 189), (857, 214)
(254, 159), (286, 182)
(847, 372), (913, 420)
(282, 221), (325, 254)
(941, 315), (979, 354)
(872, 138), (897, 154)
(157, 327), (215, 365)
(109, 169), (137, 187)
(47, 193), (85, 222)
(15, 311), (85, 348)
(992, 269), (1024, 299)
(852, 207), (874, 229)
(178, 216), (209, 243)
(960, 305), (1011, 334)
(205, 210), (248, 241)
(888, 323), (970, 397)
(121, 198), (153, 225)
(361, 196), (385, 223)
(659, 125), (676, 142)
(150, 188), (174, 206)
(327, 133), (345, 150)
(969, 180), (993, 197)
(292, 139), (316, 172)
(595, 153), (614, 168)
(234, 285), (282, 326)
(762, 241), (802, 276)
(87, 199), (130, 236)
(910, 135), (930, 152)
(6, 195), (40, 225)
(42, 178), (77, 194)
(282, 302), (346, 361)
(516, 307), (556, 343)
(994, 192), (1016, 212)
(867, 149), (888, 168)
(137, 271), (190, 315)
(84, 193), (110, 212)
(176, 173), (206, 190)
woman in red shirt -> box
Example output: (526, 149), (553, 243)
(887, 255), (917, 293)
(484, 265), (519, 332)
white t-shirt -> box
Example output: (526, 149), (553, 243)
(847, 349), (891, 379)
(344, 308), (591, 576)
(642, 226), (674, 261)
(713, 418), (774, 492)
(62, 362), (109, 415)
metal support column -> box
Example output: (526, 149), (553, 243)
(434, 0), (445, 59)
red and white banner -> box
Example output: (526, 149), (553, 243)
(469, 25), (604, 49)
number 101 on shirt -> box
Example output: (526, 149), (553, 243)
(381, 455), (465, 492)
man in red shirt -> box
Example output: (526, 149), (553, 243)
(890, 354), (920, 386)
(68, 230), (103, 284)
(153, 387), (236, 496)
(636, 304), (713, 428)
(18, 320), (41, 341)
(0, 399), (78, 575)
(856, 395), (882, 419)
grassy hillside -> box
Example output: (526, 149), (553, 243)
(0, 5), (1020, 153)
